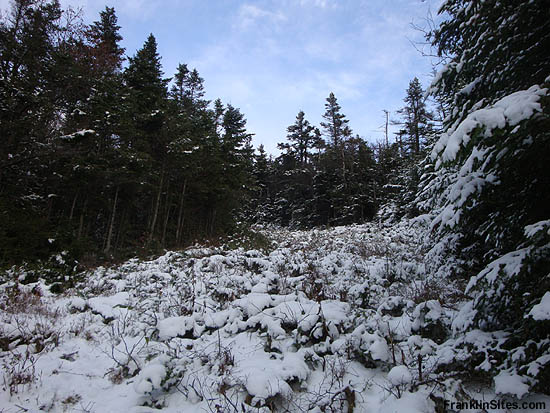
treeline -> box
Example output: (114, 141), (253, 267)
(1, 2), (255, 265)
(251, 79), (435, 228)
(0, 1), (436, 266)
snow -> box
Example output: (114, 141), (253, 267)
(432, 84), (547, 163)
(451, 300), (477, 332)
(379, 391), (435, 413)
(1, 220), (548, 412)
(387, 365), (412, 385)
(465, 247), (530, 292)
(134, 362), (167, 394)
(68, 296), (87, 311)
(158, 315), (199, 340)
(60, 129), (96, 140)
(525, 220), (550, 238)
(88, 291), (130, 319)
(494, 372), (530, 398)
(529, 292), (550, 321)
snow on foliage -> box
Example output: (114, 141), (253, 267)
(428, 84), (548, 230)
(0, 221), (456, 411)
(387, 365), (412, 386)
(421, 2), (550, 394)
(494, 372), (530, 399)
(432, 85), (547, 165)
(529, 292), (550, 321)
(1, 221), (549, 411)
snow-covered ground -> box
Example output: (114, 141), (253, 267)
(1, 221), (548, 412)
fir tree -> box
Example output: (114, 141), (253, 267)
(87, 6), (125, 74)
(124, 33), (169, 141)
(320, 92), (351, 147)
(423, 0), (550, 394)
(280, 110), (320, 166)
(389, 77), (435, 217)
(395, 77), (434, 157)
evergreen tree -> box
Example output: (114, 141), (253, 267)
(120, 34), (171, 245)
(251, 144), (273, 214)
(395, 77), (434, 157)
(372, 141), (401, 216)
(170, 64), (208, 113)
(0, 0), (69, 263)
(320, 92), (351, 147)
(318, 92), (353, 224)
(271, 111), (323, 227)
(343, 136), (378, 222)
(423, 0), (550, 394)
(389, 77), (436, 217)
(0, 1), (258, 267)
(87, 6), (125, 74)
(280, 110), (321, 166)
(123, 34), (169, 154)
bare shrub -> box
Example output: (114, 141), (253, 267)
(1, 348), (40, 395)
(104, 312), (147, 382)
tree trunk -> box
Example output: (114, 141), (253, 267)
(383, 109), (389, 147)
(148, 167), (164, 244)
(69, 191), (78, 222)
(104, 186), (119, 254)
(175, 179), (187, 245)
(341, 145), (346, 181)
(210, 208), (217, 236)
(161, 180), (172, 246)
(115, 207), (127, 254)
(78, 197), (88, 240)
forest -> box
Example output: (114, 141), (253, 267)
(0, 0), (549, 411)
(0, 1), (440, 268)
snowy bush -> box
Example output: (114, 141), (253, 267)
(1, 221), (547, 410)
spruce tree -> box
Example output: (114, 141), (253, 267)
(396, 77), (433, 157)
(123, 33), (169, 153)
(390, 78), (435, 217)
(121, 34), (170, 246)
(274, 111), (320, 227)
(344, 136), (378, 222)
(0, 0), (66, 263)
(282, 110), (320, 166)
(320, 92), (351, 147)
(319, 92), (353, 224)
(87, 6), (125, 74)
(423, 0), (550, 394)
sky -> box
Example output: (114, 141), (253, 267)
(0, 0), (444, 154)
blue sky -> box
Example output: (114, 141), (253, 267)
(1, 0), (444, 154)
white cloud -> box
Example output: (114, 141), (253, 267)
(58, 0), (166, 22)
(312, 71), (364, 100)
(299, 0), (337, 9)
(236, 4), (286, 30)
(303, 36), (348, 62)
(116, 0), (164, 20)
(0, 0), (438, 153)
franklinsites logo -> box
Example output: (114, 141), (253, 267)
(444, 399), (547, 411)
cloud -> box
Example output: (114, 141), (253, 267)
(311, 71), (365, 100)
(236, 4), (286, 30)
(299, 0), (337, 9)
(58, 0), (166, 22)
(303, 36), (348, 63)
(0, 0), (439, 153)
(116, 0), (165, 20)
